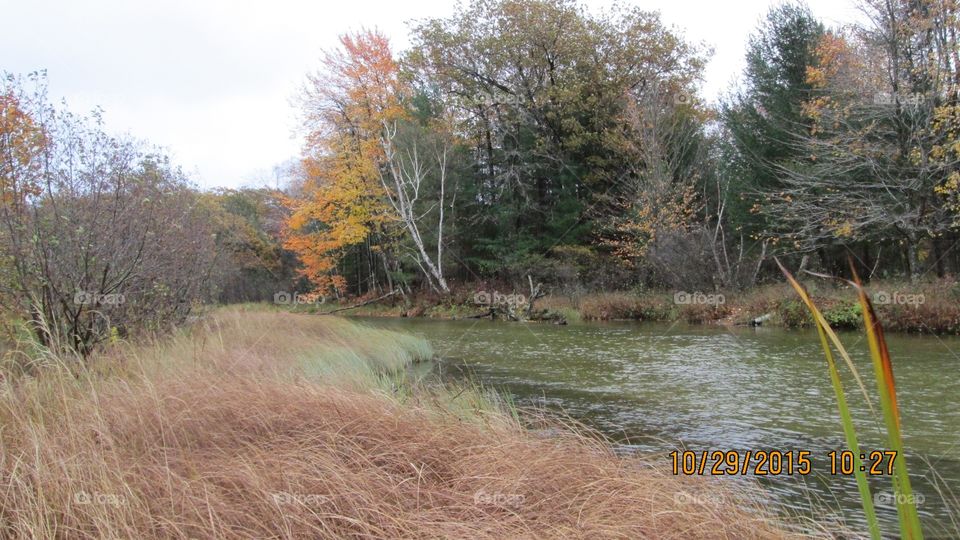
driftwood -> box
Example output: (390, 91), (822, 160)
(750, 312), (773, 327)
(461, 306), (565, 324)
(318, 290), (399, 315)
(525, 275), (546, 319)
(461, 277), (564, 324)
(464, 308), (496, 320)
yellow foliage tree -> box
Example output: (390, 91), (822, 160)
(285, 30), (407, 294)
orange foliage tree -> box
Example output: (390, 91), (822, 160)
(0, 82), (47, 205)
(285, 30), (407, 295)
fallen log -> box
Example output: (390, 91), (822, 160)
(318, 289), (399, 315)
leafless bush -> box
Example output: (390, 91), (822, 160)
(0, 73), (217, 356)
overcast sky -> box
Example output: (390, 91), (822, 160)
(1, 0), (865, 189)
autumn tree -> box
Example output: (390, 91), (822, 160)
(202, 187), (302, 303)
(406, 0), (706, 280)
(0, 75), (47, 308)
(600, 86), (711, 288)
(287, 31), (406, 296)
(290, 30), (464, 295)
(764, 0), (959, 280)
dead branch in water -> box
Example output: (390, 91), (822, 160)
(319, 290), (399, 315)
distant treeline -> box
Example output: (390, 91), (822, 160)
(281, 0), (960, 297)
(2, 0), (959, 353)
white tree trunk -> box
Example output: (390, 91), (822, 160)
(379, 121), (450, 293)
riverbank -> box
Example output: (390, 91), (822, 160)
(0, 307), (802, 539)
(306, 278), (960, 334)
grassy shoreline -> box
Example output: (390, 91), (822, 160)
(0, 306), (810, 538)
(305, 278), (960, 334)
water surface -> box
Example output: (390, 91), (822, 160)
(360, 316), (960, 536)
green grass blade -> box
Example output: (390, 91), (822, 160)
(850, 264), (924, 540)
(777, 260), (881, 540)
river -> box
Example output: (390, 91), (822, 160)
(358, 316), (960, 537)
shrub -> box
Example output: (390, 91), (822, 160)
(823, 301), (863, 330)
(680, 303), (733, 324)
(775, 299), (812, 328)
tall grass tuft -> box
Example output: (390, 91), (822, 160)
(777, 258), (924, 540)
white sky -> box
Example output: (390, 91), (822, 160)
(1, 0), (865, 189)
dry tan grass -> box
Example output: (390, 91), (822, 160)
(577, 293), (676, 322)
(0, 307), (800, 539)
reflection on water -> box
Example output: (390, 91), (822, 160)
(358, 317), (960, 536)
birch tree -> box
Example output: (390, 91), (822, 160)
(379, 120), (452, 293)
